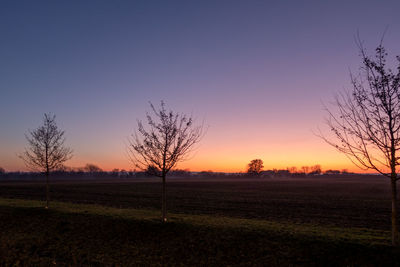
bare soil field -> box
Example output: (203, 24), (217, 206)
(0, 174), (395, 230)
(2, 199), (399, 266)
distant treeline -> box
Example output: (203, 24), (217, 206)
(0, 166), (354, 181)
(260, 168), (352, 177)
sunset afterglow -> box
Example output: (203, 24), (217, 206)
(1, 1), (400, 173)
(3, 1), (400, 264)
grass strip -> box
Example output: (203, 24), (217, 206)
(0, 197), (390, 246)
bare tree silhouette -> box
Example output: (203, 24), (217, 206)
(247, 159), (264, 176)
(321, 37), (400, 245)
(20, 113), (73, 209)
(301, 166), (310, 175)
(309, 165), (322, 175)
(128, 101), (203, 222)
(84, 163), (103, 174)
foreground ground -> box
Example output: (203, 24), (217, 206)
(0, 175), (399, 265)
(0, 198), (399, 266)
(0, 175), (395, 230)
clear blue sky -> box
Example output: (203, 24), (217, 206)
(2, 0), (400, 171)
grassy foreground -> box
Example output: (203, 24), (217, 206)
(0, 198), (399, 266)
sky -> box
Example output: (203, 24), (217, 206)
(1, 0), (400, 172)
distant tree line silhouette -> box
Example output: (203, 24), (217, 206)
(245, 159), (351, 177)
(0, 167), (354, 181)
(258, 167), (351, 177)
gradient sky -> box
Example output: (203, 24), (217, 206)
(2, 0), (400, 172)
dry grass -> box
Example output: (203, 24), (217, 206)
(0, 197), (399, 266)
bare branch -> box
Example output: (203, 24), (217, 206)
(19, 113), (73, 173)
(320, 41), (400, 178)
(127, 101), (204, 176)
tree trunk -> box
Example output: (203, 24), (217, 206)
(391, 175), (398, 246)
(162, 174), (167, 222)
(45, 170), (49, 209)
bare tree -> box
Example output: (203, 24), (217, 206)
(300, 166), (310, 175)
(321, 38), (400, 245)
(247, 159), (264, 176)
(309, 164), (322, 175)
(287, 166), (298, 174)
(0, 167), (5, 174)
(83, 163), (103, 174)
(20, 113), (73, 209)
(128, 101), (203, 222)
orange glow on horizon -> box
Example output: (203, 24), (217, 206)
(1, 122), (388, 175)
(7, 148), (378, 174)
(3, 156), (380, 174)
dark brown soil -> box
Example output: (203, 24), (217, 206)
(0, 174), (395, 230)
